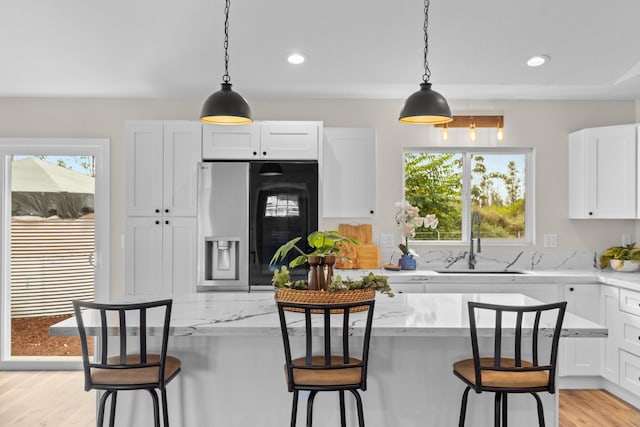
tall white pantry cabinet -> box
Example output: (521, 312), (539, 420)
(125, 121), (201, 295)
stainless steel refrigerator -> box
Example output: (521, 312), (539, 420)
(197, 161), (318, 291)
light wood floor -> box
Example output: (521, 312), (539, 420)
(1, 371), (640, 426)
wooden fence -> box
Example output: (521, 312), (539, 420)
(10, 217), (94, 318)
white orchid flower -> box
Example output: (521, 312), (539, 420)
(424, 214), (438, 229)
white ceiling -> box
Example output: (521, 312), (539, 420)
(3, 0), (640, 101)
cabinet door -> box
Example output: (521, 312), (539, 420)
(125, 217), (164, 294)
(125, 121), (164, 216)
(569, 125), (637, 218)
(560, 284), (601, 376)
(601, 285), (620, 382)
(202, 123), (260, 159)
(163, 121), (202, 216)
(323, 127), (376, 218)
(260, 121), (319, 160)
(162, 217), (197, 294)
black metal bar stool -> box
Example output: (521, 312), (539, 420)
(452, 300), (567, 427)
(73, 299), (181, 427)
(277, 299), (376, 427)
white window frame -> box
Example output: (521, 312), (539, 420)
(0, 138), (110, 370)
(403, 146), (535, 247)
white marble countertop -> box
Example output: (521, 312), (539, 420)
(337, 268), (601, 284)
(50, 292), (606, 339)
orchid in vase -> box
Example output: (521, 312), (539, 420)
(394, 200), (438, 269)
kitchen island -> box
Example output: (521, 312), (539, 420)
(51, 292), (606, 427)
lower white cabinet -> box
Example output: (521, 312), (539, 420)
(601, 285), (620, 382)
(619, 350), (640, 396)
(560, 284), (602, 376)
(125, 217), (197, 295)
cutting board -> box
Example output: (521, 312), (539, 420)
(336, 224), (379, 269)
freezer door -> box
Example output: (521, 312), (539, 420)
(197, 162), (249, 290)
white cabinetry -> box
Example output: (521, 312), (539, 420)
(601, 285), (620, 382)
(618, 288), (640, 397)
(322, 127), (376, 218)
(202, 121), (320, 160)
(559, 284), (601, 376)
(126, 121), (201, 217)
(125, 120), (201, 295)
(568, 124), (638, 219)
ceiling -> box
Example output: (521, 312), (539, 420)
(3, 0), (640, 101)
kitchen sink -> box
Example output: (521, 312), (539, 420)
(434, 270), (528, 274)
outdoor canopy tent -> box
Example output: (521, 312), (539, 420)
(11, 157), (94, 218)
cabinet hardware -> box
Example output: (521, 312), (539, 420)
(253, 151), (257, 156)
(588, 212), (593, 216)
(262, 151), (267, 156)
(165, 220), (169, 225)
(155, 209), (160, 213)
(165, 209), (169, 213)
(370, 210), (374, 214)
(569, 287), (574, 292)
(155, 220), (160, 225)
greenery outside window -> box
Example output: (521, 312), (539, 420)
(403, 147), (533, 245)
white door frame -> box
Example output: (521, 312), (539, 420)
(0, 138), (110, 369)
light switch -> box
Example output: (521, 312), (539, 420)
(379, 233), (394, 248)
(543, 234), (558, 248)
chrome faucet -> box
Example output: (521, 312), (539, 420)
(469, 211), (481, 269)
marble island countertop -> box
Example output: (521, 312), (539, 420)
(50, 292), (606, 339)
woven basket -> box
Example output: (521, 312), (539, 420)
(275, 288), (375, 313)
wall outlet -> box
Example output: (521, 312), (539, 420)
(622, 234), (632, 246)
(543, 234), (558, 248)
(379, 233), (394, 248)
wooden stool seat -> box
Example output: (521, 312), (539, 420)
(289, 356), (363, 386)
(91, 354), (182, 386)
(453, 357), (550, 389)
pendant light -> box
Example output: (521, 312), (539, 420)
(399, 0), (452, 125)
(200, 0), (252, 125)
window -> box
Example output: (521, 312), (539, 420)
(403, 147), (533, 244)
(265, 194), (300, 217)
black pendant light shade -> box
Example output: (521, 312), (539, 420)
(399, 83), (452, 124)
(201, 82), (252, 124)
(399, 0), (452, 125)
(200, 0), (252, 125)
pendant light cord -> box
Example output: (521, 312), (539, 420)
(422, 0), (431, 84)
(222, 0), (231, 83)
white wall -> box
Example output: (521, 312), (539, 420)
(0, 97), (636, 296)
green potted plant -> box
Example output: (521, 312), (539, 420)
(599, 244), (640, 272)
(269, 230), (393, 302)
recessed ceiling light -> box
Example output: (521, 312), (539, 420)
(287, 53), (305, 65)
(526, 55), (550, 67)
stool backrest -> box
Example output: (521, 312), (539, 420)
(72, 299), (173, 390)
(467, 300), (567, 392)
(277, 299), (375, 390)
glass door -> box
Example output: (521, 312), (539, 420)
(0, 139), (109, 369)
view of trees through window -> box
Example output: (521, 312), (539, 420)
(404, 150), (527, 241)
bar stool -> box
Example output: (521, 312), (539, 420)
(452, 301), (567, 427)
(73, 299), (181, 427)
(277, 299), (376, 427)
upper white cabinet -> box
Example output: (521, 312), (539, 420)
(126, 121), (202, 217)
(568, 124), (638, 219)
(322, 127), (376, 218)
(202, 121), (320, 160)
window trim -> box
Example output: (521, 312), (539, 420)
(403, 146), (535, 246)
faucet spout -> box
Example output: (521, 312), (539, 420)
(469, 211), (482, 269)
